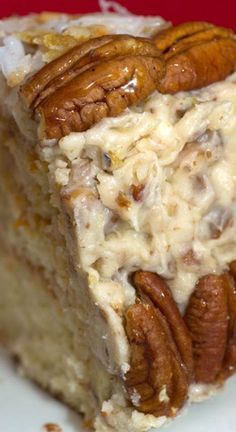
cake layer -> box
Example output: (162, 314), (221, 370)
(0, 139), (114, 421)
(0, 245), (111, 421)
(0, 113), (146, 432)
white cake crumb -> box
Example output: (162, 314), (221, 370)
(159, 385), (170, 403)
(120, 362), (130, 379)
(130, 389), (141, 407)
(189, 383), (220, 402)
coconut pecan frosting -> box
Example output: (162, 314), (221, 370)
(21, 21), (236, 139)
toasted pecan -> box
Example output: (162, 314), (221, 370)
(37, 55), (164, 139)
(184, 274), (229, 383)
(21, 35), (161, 109)
(125, 300), (188, 417)
(153, 21), (214, 51)
(158, 39), (236, 94)
(154, 22), (236, 93)
(21, 35), (164, 139)
(229, 260), (236, 280)
(133, 271), (194, 381)
(124, 271), (191, 416)
(130, 184), (145, 201)
(220, 270), (236, 379)
(21, 22), (236, 138)
(21, 35), (117, 107)
(163, 27), (234, 61)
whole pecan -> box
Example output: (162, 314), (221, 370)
(162, 27), (234, 61)
(229, 260), (236, 279)
(21, 35), (162, 109)
(153, 22), (236, 93)
(153, 22), (214, 51)
(21, 35), (164, 139)
(37, 55), (164, 139)
(220, 268), (236, 379)
(124, 271), (191, 416)
(184, 274), (229, 383)
(21, 35), (120, 106)
(20, 22), (236, 138)
(133, 271), (194, 381)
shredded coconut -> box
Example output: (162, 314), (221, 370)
(189, 383), (220, 402)
(130, 389), (141, 407)
(120, 362), (130, 379)
(0, 36), (31, 86)
(159, 386), (170, 403)
(99, 0), (131, 15)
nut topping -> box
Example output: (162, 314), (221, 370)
(130, 184), (145, 201)
(133, 271), (194, 381)
(153, 22), (236, 94)
(229, 261), (236, 279)
(20, 22), (236, 138)
(162, 27), (234, 61)
(21, 35), (164, 139)
(220, 267), (236, 379)
(184, 273), (234, 383)
(37, 55), (164, 139)
(21, 35), (161, 109)
(125, 300), (188, 417)
(21, 35), (121, 106)
(124, 271), (191, 416)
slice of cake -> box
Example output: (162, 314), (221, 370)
(0, 11), (236, 432)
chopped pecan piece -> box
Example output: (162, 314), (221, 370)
(184, 274), (229, 383)
(116, 191), (131, 208)
(130, 184), (145, 201)
(124, 270), (192, 416)
(153, 22), (236, 94)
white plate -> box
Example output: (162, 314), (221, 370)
(0, 349), (236, 432)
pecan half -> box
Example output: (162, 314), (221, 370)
(21, 35), (116, 106)
(153, 22), (214, 51)
(124, 271), (191, 416)
(184, 274), (229, 383)
(125, 301), (188, 417)
(37, 55), (164, 139)
(163, 27), (234, 61)
(229, 260), (236, 279)
(21, 35), (164, 139)
(21, 35), (161, 109)
(220, 269), (236, 379)
(133, 271), (194, 381)
(21, 22), (236, 138)
(153, 22), (236, 93)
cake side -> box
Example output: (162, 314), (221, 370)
(0, 12), (236, 432)
(0, 12), (169, 432)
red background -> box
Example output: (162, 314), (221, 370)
(0, 0), (235, 29)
